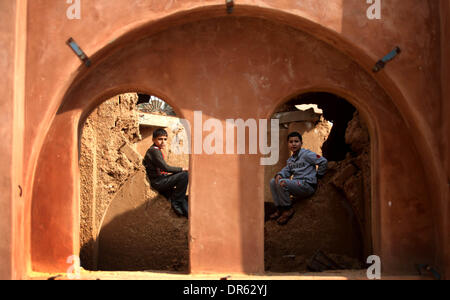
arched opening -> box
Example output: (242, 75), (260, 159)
(79, 93), (190, 273)
(30, 7), (435, 276)
(264, 92), (372, 273)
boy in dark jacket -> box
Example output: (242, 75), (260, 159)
(270, 132), (328, 225)
(143, 128), (189, 217)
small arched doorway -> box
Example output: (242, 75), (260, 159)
(79, 92), (190, 273)
(264, 92), (372, 273)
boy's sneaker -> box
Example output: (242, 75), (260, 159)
(181, 199), (189, 218)
(171, 201), (186, 217)
(277, 208), (295, 225)
(269, 210), (281, 220)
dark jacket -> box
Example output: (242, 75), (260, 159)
(143, 144), (183, 179)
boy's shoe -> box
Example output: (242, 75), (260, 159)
(277, 208), (295, 225)
(269, 209), (281, 220)
(171, 201), (186, 217)
(181, 199), (189, 218)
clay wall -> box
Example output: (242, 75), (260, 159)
(288, 120), (331, 157)
(0, 0), (26, 280)
(440, 0), (450, 278)
(79, 93), (142, 269)
(0, 0), (16, 280)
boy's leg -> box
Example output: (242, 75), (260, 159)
(152, 171), (189, 216)
(278, 179), (315, 203)
(173, 172), (189, 216)
(269, 178), (282, 207)
(159, 189), (174, 202)
(270, 178), (315, 207)
(269, 178), (283, 219)
(166, 171), (188, 216)
(275, 179), (295, 208)
(276, 179), (315, 225)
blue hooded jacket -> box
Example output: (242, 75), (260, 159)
(277, 148), (328, 185)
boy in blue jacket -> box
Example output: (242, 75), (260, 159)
(270, 132), (328, 225)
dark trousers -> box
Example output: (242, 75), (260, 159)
(150, 171), (189, 206)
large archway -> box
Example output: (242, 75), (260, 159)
(31, 8), (435, 275)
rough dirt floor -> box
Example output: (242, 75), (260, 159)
(31, 269), (431, 280)
(264, 185), (364, 272)
(97, 172), (189, 273)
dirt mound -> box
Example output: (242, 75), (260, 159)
(264, 179), (364, 272)
(96, 171), (189, 272)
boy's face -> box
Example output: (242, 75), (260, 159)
(288, 136), (302, 153)
(153, 135), (168, 149)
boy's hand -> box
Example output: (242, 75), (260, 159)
(182, 168), (189, 172)
(275, 175), (282, 185)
